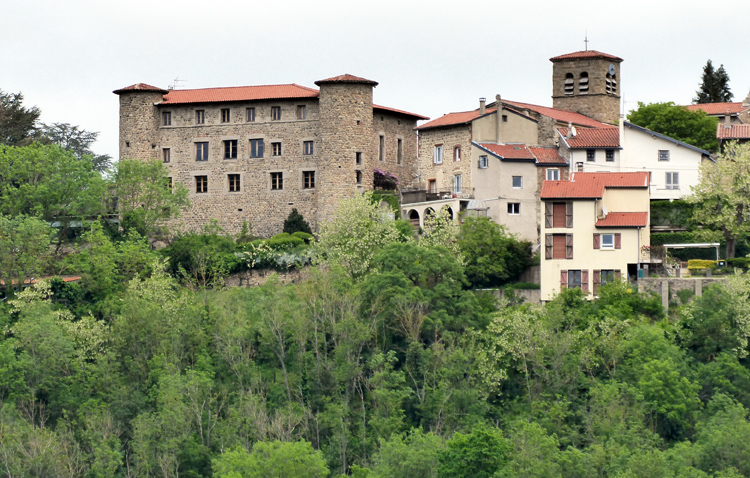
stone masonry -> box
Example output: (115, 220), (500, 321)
(115, 76), (423, 237)
(416, 125), (473, 194)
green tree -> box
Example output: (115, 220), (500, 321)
(110, 159), (190, 238)
(694, 59), (733, 104)
(437, 427), (512, 478)
(0, 214), (53, 296)
(212, 440), (329, 478)
(38, 122), (112, 172)
(370, 428), (444, 478)
(0, 90), (40, 146)
(627, 102), (718, 152)
(458, 217), (531, 288)
(690, 142), (750, 258)
(282, 208), (313, 235)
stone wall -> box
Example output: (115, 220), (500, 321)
(551, 57), (621, 125)
(225, 268), (303, 288)
(638, 277), (726, 312)
(417, 125), (473, 193)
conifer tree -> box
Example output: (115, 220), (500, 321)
(694, 59), (733, 103)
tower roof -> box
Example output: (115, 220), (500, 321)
(315, 74), (378, 86)
(113, 83), (169, 95)
(550, 50), (623, 62)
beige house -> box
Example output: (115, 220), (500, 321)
(540, 172), (650, 301)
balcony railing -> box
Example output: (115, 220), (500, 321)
(402, 188), (474, 204)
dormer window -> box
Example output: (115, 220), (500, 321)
(564, 73), (574, 95)
(579, 72), (589, 95)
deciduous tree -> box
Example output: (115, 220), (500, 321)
(627, 102), (719, 152)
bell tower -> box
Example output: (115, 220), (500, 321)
(551, 50), (623, 125)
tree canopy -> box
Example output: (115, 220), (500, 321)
(694, 59), (733, 104)
(627, 101), (719, 152)
(0, 90), (40, 146)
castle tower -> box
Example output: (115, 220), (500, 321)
(314, 74), (378, 225)
(113, 83), (168, 161)
(550, 50), (623, 125)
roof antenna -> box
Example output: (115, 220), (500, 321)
(584, 31), (589, 51)
(169, 77), (187, 90)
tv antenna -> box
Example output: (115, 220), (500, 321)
(169, 77), (187, 90)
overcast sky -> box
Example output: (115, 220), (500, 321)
(3, 0), (749, 161)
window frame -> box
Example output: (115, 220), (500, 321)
(397, 138), (403, 165)
(546, 168), (559, 181)
(507, 202), (520, 215)
(452, 174), (462, 194)
(512, 176), (522, 189)
(297, 105), (307, 120)
(228, 173), (241, 193)
(195, 142), (209, 162)
(568, 269), (582, 288)
(271, 106), (281, 121)
(270, 171), (283, 190)
(355, 152), (362, 165)
(303, 140), (314, 155)
(303, 170), (315, 189)
(356, 170), (362, 184)
(221, 108), (231, 123)
(223, 139), (238, 160)
(666, 171), (679, 190)
(478, 155), (489, 169)
(246, 107), (256, 122)
(195, 175), (208, 193)
(272, 142), (282, 157)
(454, 146), (461, 162)
(195, 110), (205, 125)
(250, 138), (265, 158)
(379, 135), (385, 161)
(586, 149), (595, 162)
(162, 111), (172, 126)
(601, 233), (615, 250)
(433, 145), (443, 165)
(658, 150), (670, 161)
(606, 149), (615, 162)
(162, 148), (170, 163)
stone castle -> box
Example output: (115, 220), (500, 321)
(114, 74), (426, 236)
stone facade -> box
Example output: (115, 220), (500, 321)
(551, 53), (622, 125)
(115, 76), (422, 237)
(416, 125), (473, 195)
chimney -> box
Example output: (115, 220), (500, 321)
(495, 94), (502, 142)
(725, 110), (732, 127)
(479, 98), (486, 115)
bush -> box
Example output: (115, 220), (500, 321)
(292, 231), (313, 243)
(688, 259), (717, 270)
(282, 208), (312, 235)
(161, 233), (240, 285)
(266, 236), (305, 250)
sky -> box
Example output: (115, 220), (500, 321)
(3, 0), (749, 161)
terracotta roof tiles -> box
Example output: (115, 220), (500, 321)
(373, 104), (429, 120)
(416, 108), (497, 130)
(549, 50), (623, 62)
(529, 147), (567, 165)
(596, 212), (648, 227)
(160, 84), (320, 105)
(113, 83), (168, 94)
(686, 102), (745, 115)
(475, 142), (535, 160)
(541, 172), (650, 199)
(558, 127), (620, 148)
(315, 74), (378, 86)
(503, 100), (609, 128)
(717, 124), (750, 139)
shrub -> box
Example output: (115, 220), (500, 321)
(266, 236), (305, 250)
(688, 259), (717, 270)
(161, 233), (240, 285)
(272, 233), (290, 240)
(292, 231), (314, 243)
(283, 208), (312, 235)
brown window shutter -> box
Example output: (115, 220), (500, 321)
(615, 270), (621, 280)
(566, 234), (573, 259)
(593, 233), (600, 249)
(581, 269), (589, 293)
(561, 270), (568, 289)
(615, 233), (621, 249)
(545, 234), (553, 260)
(545, 202), (553, 228)
(565, 201), (573, 227)
(593, 270), (600, 294)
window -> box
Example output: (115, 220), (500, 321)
(271, 172), (283, 190)
(601, 233), (614, 249)
(356, 170), (362, 184)
(356, 152), (362, 165)
(166, 177), (172, 190)
(196, 142), (209, 161)
(478, 155), (489, 169)
(272, 142), (282, 156)
(271, 106), (281, 121)
(546, 168), (559, 180)
(303, 141), (314, 155)
(303, 171), (315, 189)
(224, 140), (238, 159)
(545, 233), (573, 259)
(454, 146), (461, 162)
(433, 145), (443, 164)
(606, 149), (615, 162)
(666, 172), (679, 190)
(246, 107), (256, 122)
(228, 174), (241, 192)
(195, 175), (208, 193)
(579, 72), (589, 94)
(564, 73), (574, 95)
(250, 139), (264, 158)
(561, 270), (589, 292)
(659, 150), (670, 161)
(453, 174), (462, 194)
(162, 112), (171, 126)
(397, 138), (403, 165)
(162, 148), (170, 163)
(379, 135), (385, 161)
(545, 201), (572, 228)
(606, 73), (617, 95)
(195, 110), (205, 124)
(568, 270), (582, 288)
(593, 233), (621, 250)
(586, 149), (595, 162)
(508, 202), (520, 215)
(594, 269), (618, 294)
(297, 105), (306, 120)
(502, 114), (508, 122)
(221, 109), (230, 123)
(512, 176), (522, 188)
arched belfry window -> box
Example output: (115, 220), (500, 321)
(579, 72), (589, 95)
(606, 73), (617, 95)
(564, 73), (574, 95)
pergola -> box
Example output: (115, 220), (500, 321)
(661, 243), (721, 261)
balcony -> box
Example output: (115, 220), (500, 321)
(402, 187), (474, 205)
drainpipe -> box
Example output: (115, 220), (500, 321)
(495, 94), (502, 143)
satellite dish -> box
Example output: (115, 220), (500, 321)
(601, 205), (608, 217)
(571, 126), (577, 137)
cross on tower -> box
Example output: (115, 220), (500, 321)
(584, 34), (589, 51)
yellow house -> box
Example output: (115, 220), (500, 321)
(540, 172), (650, 301)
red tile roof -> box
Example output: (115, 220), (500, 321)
(541, 172), (650, 199)
(160, 84), (320, 105)
(549, 50), (623, 62)
(529, 147), (567, 165)
(315, 74), (378, 86)
(686, 102), (745, 115)
(416, 107), (497, 130)
(113, 83), (168, 94)
(503, 99), (609, 128)
(373, 104), (429, 120)
(717, 124), (750, 139)
(558, 127), (620, 148)
(476, 142), (535, 160)
(596, 212), (648, 227)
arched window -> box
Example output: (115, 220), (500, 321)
(564, 73), (574, 95)
(606, 73), (617, 95)
(408, 209), (420, 227)
(442, 205), (454, 220)
(579, 72), (589, 95)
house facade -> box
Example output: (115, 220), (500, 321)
(540, 172), (650, 301)
(114, 75), (426, 236)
